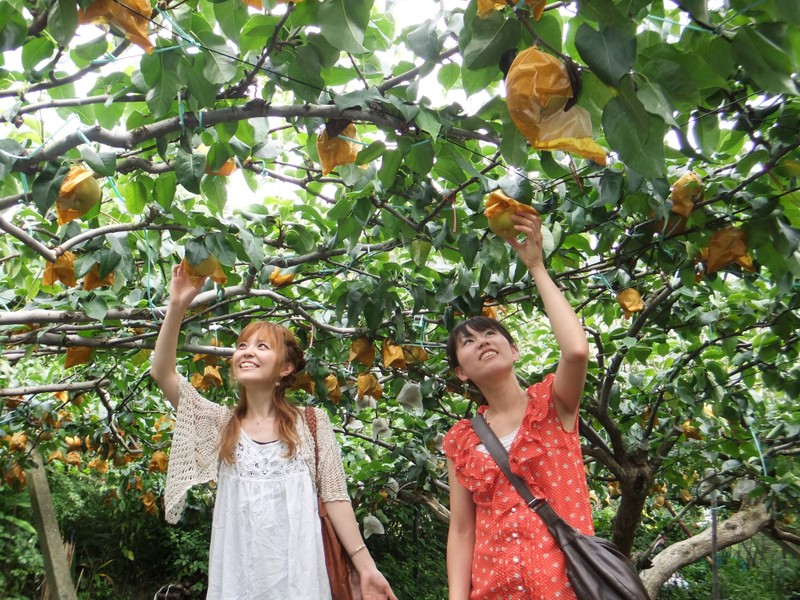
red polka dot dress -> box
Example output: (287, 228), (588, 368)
(443, 374), (594, 600)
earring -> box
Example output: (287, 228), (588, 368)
(275, 380), (281, 387)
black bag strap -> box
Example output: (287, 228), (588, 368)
(471, 413), (545, 511)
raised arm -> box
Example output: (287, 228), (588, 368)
(150, 263), (205, 409)
(508, 211), (590, 423)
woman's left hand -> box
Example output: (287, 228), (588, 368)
(359, 566), (398, 600)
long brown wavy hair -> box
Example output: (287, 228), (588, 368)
(219, 321), (307, 463)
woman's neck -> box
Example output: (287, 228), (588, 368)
(243, 386), (277, 422)
(479, 374), (527, 415)
(478, 376), (528, 437)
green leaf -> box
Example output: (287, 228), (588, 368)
(205, 233), (237, 266)
(141, 51), (181, 118)
(378, 149), (402, 189)
(120, 180), (147, 215)
(575, 24), (637, 87)
(679, 0), (709, 22)
(240, 14), (281, 54)
(437, 63), (460, 90)
(775, 0), (800, 24)
(47, 0), (78, 47)
(307, 33), (341, 69)
(500, 120), (529, 168)
(457, 232), (480, 269)
(21, 37), (56, 71)
(82, 297), (108, 322)
(153, 172), (177, 210)
(80, 148), (117, 177)
(356, 141), (387, 165)
(732, 24), (797, 95)
(333, 87), (385, 112)
(239, 229), (265, 267)
(287, 47), (326, 103)
(406, 19), (443, 61)
(329, 196), (355, 221)
(636, 84), (677, 130)
(185, 237), (212, 264)
(498, 171), (533, 204)
(179, 56), (220, 109)
(461, 64), (500, 97)
(70, 36), (109, 65)
(97, 249), (121, 279)
(319, 0), (373, 54)
(0, 140), (22, 180)
(206, 143), (234, 173)
(415, 108), (442, 140)
(460, 12), (520, 70)
(201, 174), (228, 215)
(194, 33), (239, 84)
(574, 0), (629, 28)
(596, 170), (624, 207)
(174, 151), (206, 195)
(409, 239), (432, 267)
(692, 113), (720, 157)
(404, 140), (435, 176)
(603, 82), (666, 178)
(214, 0), (249, 44)
(32, 163), (70, 216)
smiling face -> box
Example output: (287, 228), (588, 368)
(449, 318), (519, 384)
(231, 322), (292, 386)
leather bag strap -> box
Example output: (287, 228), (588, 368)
(470, 414), (544, 511)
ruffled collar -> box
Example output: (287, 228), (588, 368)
(446, 374), (556, 505)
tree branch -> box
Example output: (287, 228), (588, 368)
(0, 214), (57, 262)
(639, 500), (772, 598)
(10, 101), (498, 172)
(0, 379), (110, 396)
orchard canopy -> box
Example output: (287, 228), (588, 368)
(1, 0), (799, 593)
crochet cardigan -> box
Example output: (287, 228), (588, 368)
(164, 378), (350, 524)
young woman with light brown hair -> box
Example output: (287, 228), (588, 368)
(151, 262), (396, 600)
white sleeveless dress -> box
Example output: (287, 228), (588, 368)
(206, 430), (331, 600)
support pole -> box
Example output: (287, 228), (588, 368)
(26, 449), (78, 600)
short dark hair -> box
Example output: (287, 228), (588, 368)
(446, 316), (516, 370)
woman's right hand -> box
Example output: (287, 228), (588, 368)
(507, 210), (544, 272)
(168, 262), (205, 309)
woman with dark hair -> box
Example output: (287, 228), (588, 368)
(443, 210), (592, 599)
(151, 262), (396, 600)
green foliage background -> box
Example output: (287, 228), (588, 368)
(1, 0), (799, 597)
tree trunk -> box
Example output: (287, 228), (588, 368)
(612, 464), (654, 555)
(639, 501), (771, 599)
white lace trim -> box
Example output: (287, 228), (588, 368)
(223, 432), (309, 480)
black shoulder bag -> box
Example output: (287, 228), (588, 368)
(471, 414), (650, 600)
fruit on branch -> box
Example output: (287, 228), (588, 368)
(79, 0), (154, 54)
(324, 374), (342, 403)
(56, 167), (102, 225)
(180, 255), (227, 286)
(269, 267), (295, 287)
(670, 172), (703, 218)
(505, 47), (607, 165)
(477, 0), (545, 20)
(317, 122), (361, 176)
(484, 190), (538, 239)
(205, 158), (237, 177)
(616, 288), (644, 319)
